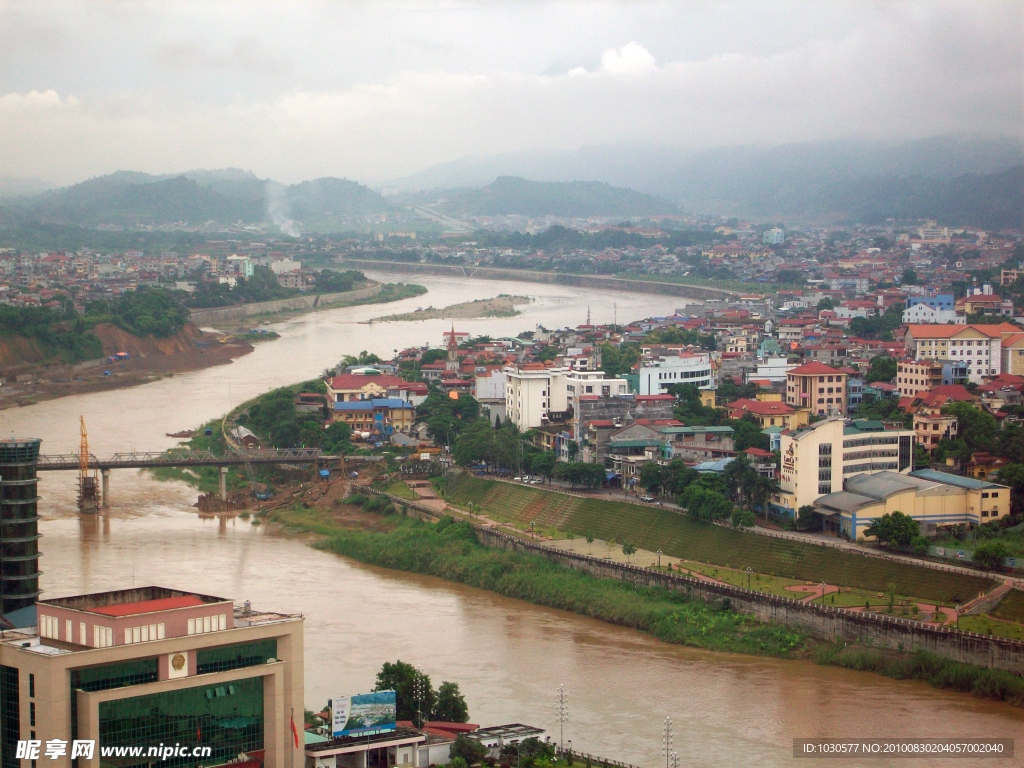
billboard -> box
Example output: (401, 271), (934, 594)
(332, 690), (397, 738)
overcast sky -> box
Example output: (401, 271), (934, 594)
(1, 1), (1021, 186)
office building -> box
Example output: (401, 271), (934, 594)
(772, 418), (914, 516)
(636, 353), (715, 396)
(0, 586), (304, 768)
(0, 439), (42, 618)
(784, 362), (848, 415)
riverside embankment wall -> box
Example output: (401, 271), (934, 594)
(189, 282), (382, 325)
(337, 259), (740, 302)
(367, 487), (1024, 675)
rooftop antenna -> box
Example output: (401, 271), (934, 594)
(586, 305), (591, 326)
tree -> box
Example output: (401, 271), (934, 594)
(901, 268), (918, 285)
(816, 297), (835, 311)
(731, 507), (755, 528)
(911, 535), (930, 556)
(864, 511), (919, 548)
(528, 450), (557, 481)
(433, 681), (469, 723)
(449, 736), (487, 763)
(622, 542), (637, 562)
(972, 540), (1009, 570)
(796, 505), (817, 531)
(638, 462), (664, 495)
(997, 462), (1024, 516)
(866, 354), (897, 384)
(585, 531), (595, 553)
(555, 462), (604, 489)
(373, 661), (435, 724)
(453, 419), (496, 466)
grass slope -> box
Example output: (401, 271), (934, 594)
(991, 589), (1024, 624)
(444, 476), (996, 603)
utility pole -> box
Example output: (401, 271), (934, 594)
(663, 717), (673, 768)
(555, 684), (569, 752)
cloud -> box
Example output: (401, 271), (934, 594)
(600, 42), (657, 75)
(0, 1), (1019, 185)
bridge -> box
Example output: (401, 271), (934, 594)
(38, 448), (339, 506)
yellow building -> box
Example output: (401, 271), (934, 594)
(772, 417), (915, 517)
(814, 470), (1011, 540)
(784, 362), (848, 415)
(1000, 332), (1024, 375)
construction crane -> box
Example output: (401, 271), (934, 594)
(77, 416), (100, 513)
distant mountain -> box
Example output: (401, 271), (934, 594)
(386, 135), (1024, 226)
(435, 176), (679, 218)
(0, 170), (392, 231)
(0, 176), (55, 199)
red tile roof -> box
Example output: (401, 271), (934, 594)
(91, 595), (207, 616)
(327, 374), (412, 390)
(726, 398), (796, 416)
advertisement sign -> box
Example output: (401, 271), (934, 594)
(331, 690), (397, 738)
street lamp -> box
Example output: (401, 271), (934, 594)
(746, 566), (753, 590)
(657, 549), (663, 569)
(555, 684), (569, 752)
(468, 500), (475, 518)
(413, 665), (425, 729)
(663, 717), (673, 768)
(819, 582), (827, 604)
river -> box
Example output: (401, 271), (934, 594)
(2, 274), (1021, 766)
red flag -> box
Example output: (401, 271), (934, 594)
(197, 724), (201, 743)
(290, 714), (299, 748)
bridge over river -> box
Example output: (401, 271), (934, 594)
(36, 448), (355, 506)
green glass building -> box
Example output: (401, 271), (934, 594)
(0, 438), (42, 616)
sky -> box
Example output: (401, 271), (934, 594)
(0, 0), (1021, 187)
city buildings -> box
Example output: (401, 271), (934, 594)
(902, 324), (1016, 383)
(784, 362), (848, 416)
(0, 586), (304, 768)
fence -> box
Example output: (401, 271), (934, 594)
(558, 750), (642, 768)
(358, 484), (1024, 674)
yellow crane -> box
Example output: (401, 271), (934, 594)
(77, 416), (99, 513)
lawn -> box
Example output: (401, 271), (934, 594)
(384, 480), (418, 501)
(991, 588), (1024, 624)
(959, 614), (1024, 641)
(443, 475), (996, 603)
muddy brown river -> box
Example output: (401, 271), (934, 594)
(2, 274), (1020, 766)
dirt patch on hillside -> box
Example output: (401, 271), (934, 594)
(0, 323), (252, 410)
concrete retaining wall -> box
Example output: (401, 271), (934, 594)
(363, 486), (1024, 674)
(189, 282), (382, 325)
(336, 259), (740, 302)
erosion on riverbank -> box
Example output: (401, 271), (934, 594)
(0, 322), (253, 410)
(269, 501), (1024, 707)
(376, 294), (530, 322)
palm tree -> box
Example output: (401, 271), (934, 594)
(754, 474), (781, 520)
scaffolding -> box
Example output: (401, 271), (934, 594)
(77, 416), (100, 513)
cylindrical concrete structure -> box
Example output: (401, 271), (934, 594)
(219, 466), (228, 501)
(101, 468), (111, 507)
(0, 438), (43, 614)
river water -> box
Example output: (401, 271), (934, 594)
(2, 274), (1020, 766)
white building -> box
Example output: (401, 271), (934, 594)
(637, 352), (715, 395)
(763, 227), (785, 245)
(505, 365), (570, 431)
(505, 365), (628, 431)
(269, 258), (302, 274)
(751, 357), (796, 384)
(475, 368), (508, 400)
(902, 303), (962, 325)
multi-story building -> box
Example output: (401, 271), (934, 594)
(0, 586), (304, 768)
(636, 352), (715, 395)
(331, 398), (415, 434)
(772, 417), (915, 517)
(762, 227), (785, 245)
(902, 324), (1016, 383)
(902, 303), (960, 325)
(725, 398), (808, 430)
(1000, 332), (1024, 375)
(0, 439), (41, 618)
(505, 364), (571, 431)
(784, 362), (848, 415)
(324, 373), (427, 405)
(895, 359), (970, 398)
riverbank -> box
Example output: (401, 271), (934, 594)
(269, 502), (1024, 707)
(334, 258), (739, 302)
(0, 325), (253, 410)
(376, 294), (531, 322)
(191, 281), (427, 329)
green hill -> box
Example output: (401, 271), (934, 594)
(443, 176), (679, 218)
(1, 170), (393, 230)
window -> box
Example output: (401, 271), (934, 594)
(80, 622), (86, 645)
(29, 674), (34, 699)
(29, 702), (35, 727)
(188, 618), (196, 635)
(1, 666), (19, 768)
(66, 619), (72, 642)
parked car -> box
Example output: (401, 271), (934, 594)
(513, 477), (523, 482)
(529, 479), (543, 485)
(640, 495), (655, 503)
